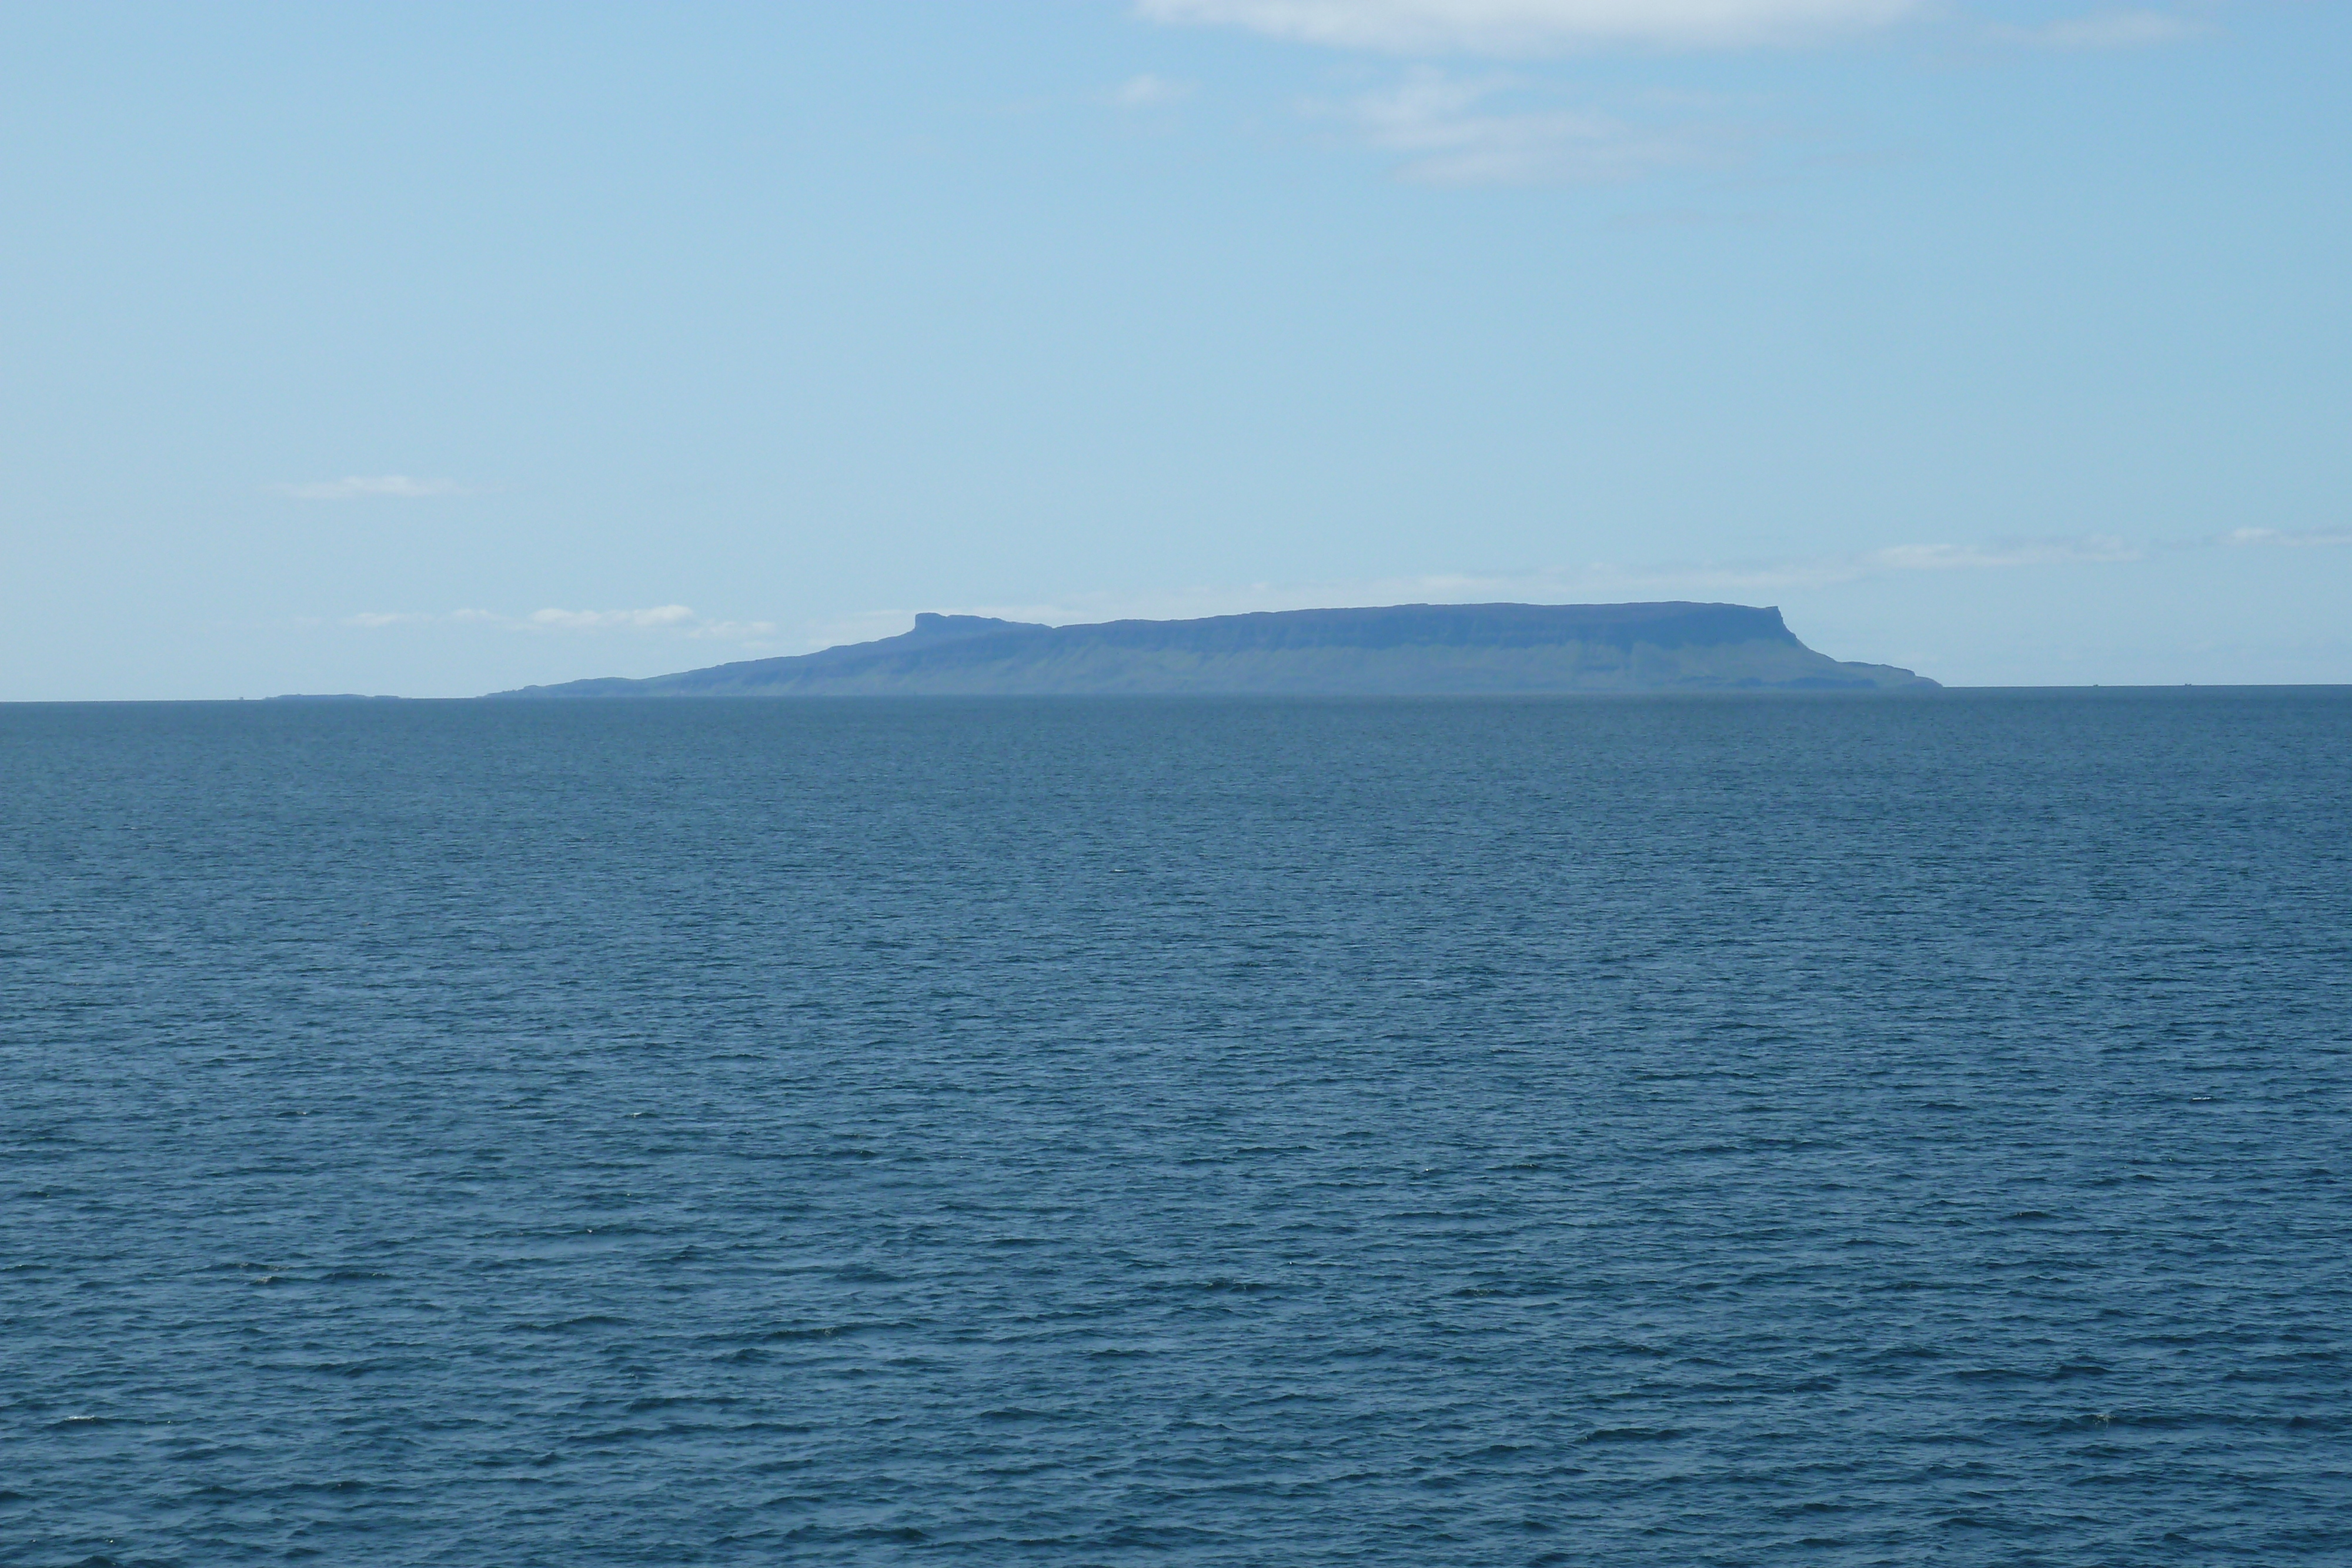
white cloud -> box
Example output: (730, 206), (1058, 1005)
(1135, 0), (1919, 54)
(2227, 526), (2352, 549)
(1992, 10), (2200, 50)
(1466, 534), (2147, 593)
(1338, 71), (1719, 183)
(1109, 72), (1197, 106)
(529, 604), (700, 630)
(529, 604), (781, 639)
(337, 605), (779, 644)
(275, 475), (467, 500)
(1856, 536), (2143, 571)
(1140, 4), (2208, 188)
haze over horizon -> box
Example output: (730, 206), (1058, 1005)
(4, 1), (2346, 698)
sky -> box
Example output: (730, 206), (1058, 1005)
(2, 0), (2346, 698)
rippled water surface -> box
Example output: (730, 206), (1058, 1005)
(5, 693), (2350, 1566)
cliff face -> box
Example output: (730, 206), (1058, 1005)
(487, 602), (1937, 697)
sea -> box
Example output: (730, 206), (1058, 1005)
(4, 691), (2348, 1566)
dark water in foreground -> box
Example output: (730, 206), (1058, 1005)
(4, 692), (2350, 1566)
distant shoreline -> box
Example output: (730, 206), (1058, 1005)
(14, 686), (2352, 707)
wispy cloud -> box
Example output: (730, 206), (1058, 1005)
(1989, 9), (2201, 51)
(2226, 526), (2352, 549)
(1334, 71), (1726, 183)
(528, 605), (701, 630)
(1408, 533), (2147, 595)
(275, 475), (469, 500)
(1141, 4), (2210, 189)
(1856, 536), (2143, 571)
(338, 605), (779, 644)
(342, 611), (440, 627)
(1108, 72), (1197, 108)
(1136, 0), (1920, 54)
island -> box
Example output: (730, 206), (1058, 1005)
(486, 601), (1935, 697)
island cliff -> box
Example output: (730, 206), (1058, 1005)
(485, 602), (1935, 697)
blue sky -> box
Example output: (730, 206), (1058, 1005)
(2, 1), (2344, 697)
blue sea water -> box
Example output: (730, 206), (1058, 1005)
(3, 691), (2349, 1566)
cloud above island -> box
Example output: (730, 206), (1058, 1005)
(1332, 71), (1730, 183)
(334, 604), (778, 644)
(1137, 1), (2212, 54)
(274, 475), (471, 500)
(1107, 71), (1197, 107)
(1135, 0), (1919, 52)
(2225, 526), (2352, 549)
(1989, 9), (2202, 51)
(1134, 2), (2213, 187)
